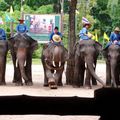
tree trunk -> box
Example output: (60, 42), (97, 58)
(66, 0), (77, 85)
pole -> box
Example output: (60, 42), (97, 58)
(21, 0), (24, 19)
(10, 21), (14, 37)
(60, 0), (64, 33)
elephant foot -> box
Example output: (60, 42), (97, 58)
(43, 83), (49, 87)
(72, 84), (80, 88)
(0, 81), (6, 85)
(48, 78), (57, 89)
(50, 84), (57, 89)
(57, 82), (63, 86)
(92, 82), (97, 85)
(15, 82), (23, 86)
(25, 81), (33, 86)
(84, 85), (92, 89)
(12, 79), (17, 83)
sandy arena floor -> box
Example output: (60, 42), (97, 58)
(0, 63), (105, 120)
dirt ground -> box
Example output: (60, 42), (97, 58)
(0, 63), (106, 120)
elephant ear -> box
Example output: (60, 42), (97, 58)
(63, 47), (69, 61)
(7, 37), (15, 50)
(102, 48), (108, 58)
(76, 41), (85, 56)
(31, 40), (38, 51)
(43, 47), (51, 60)
(95, 41), (102, 52)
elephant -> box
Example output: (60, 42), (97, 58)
(103, 44), (120, 87)
(8, 34), (38, 86)
(41, 44), (68, 89)
(73, 40), (105, 89)
(0, 40), (8, 85)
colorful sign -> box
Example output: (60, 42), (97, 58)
(24, 14), (61, 43)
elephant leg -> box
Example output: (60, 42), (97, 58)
(43, 64), (49, 87)
(12, 57), (23, 85)
(91, 60), (97, 85)
(0, 57), (6, 85)
(84, 67), (92, 89)
(44, 69), (48, 86)
(115, 69), (119, 86)
(25, 53), (33, 86)
(15, 66), (23, 86)
(10, 50), (22, 84)
(57, 69), (64, 86)
(79, 63), (85, 86)
(106, 62), (111, 86)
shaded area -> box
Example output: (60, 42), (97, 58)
(0, 88), (120, 120)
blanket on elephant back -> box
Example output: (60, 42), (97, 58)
(12, 33), (35, 41)
(104, 41), (120, 50)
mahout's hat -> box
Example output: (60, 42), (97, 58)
(52, 34), (61, 42)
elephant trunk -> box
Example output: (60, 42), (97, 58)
(17, 48), (28, 81)
(110, 61), (117, 87)
(52, 46), (62, 67)
(86, 61), (104, 86)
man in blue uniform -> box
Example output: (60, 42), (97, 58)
(16, 19), (28, 34)
(0, 28), (6, 40)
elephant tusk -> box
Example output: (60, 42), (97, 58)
(24, 60), (26, 67)
(85, 62), (87, 69)
(59, 61), (61, 67)
(53, 70), (56, 78)
(53, 61), (56, 67)
(16, 59), (18, 67)
(93, 63), (95, 68)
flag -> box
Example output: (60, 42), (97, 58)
(103, 32), (109, 41)
(0, 17), (4, 24)
(92, 34), (95, 40)
(95, 33), (98, 42)
(76, 10), (79, 14)
(5, 12), (12, 22)
(88, 32), (98, 41)
(10, 6), (13, 14)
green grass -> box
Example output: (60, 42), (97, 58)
(97, 59), (105, 64)
(7, 58), (42, 65)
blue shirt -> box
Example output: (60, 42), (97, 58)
(109, 32), (120, 42)
(0, 28), (6, 40)
(16, 23), (28, 33)
(49, 32), (62, 41)
(79, 27), (90, 40)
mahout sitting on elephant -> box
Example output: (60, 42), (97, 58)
(103, 44), (120, 87)
(41, 43), (68, 89)
(8, 34), (38, 86)
(73, 40), (105, 89)
(0, 40), (8, 85)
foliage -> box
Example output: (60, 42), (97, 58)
(35, 4), (53, 14)
(32, 44), (43, 59)
(90, 0), (120, 37)
(0, 1), (9, 11)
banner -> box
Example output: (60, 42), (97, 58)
(24, 14), (61, 43)
(103, 32), (109, 41)
(10, 6), (14, 14)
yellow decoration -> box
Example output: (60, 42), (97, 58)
(103, 32), (109, 41)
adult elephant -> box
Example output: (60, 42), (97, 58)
(8, 34), (38, 86)
(73, 40), (104, 89)
(41, 44), (68, 89)
(103, 44), (120, 87)
(0, 40), (8, 85)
